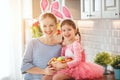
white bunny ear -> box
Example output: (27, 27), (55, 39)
(62, 6), (72, 19)
(50, 1), (59, 11)
(40, 0), (49, 12)
(52, 9), (63, 19)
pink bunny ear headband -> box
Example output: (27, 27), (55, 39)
(40, 0), (72, 21)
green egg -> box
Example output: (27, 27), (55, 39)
(57, 56), (65, 61)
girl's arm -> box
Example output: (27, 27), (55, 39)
(67, 41), (84, 68)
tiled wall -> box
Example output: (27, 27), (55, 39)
(76, 20), (120, 62)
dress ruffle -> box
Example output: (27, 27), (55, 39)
(58, 61), (104, 80)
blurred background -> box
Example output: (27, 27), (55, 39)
(0, 0), (120, 80)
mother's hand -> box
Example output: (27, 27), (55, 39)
(44, 66), (56, 75)
(52, 61), (68, 70)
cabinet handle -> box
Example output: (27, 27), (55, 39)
(87, 15), (92, 17)
(89, 15), (92, 17)
(87, 15), (89, 17)
(115, 13), (118, 15)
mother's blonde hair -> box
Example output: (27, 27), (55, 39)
(39, 13), (57, 24)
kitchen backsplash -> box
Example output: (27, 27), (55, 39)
(76, 20), (120, 62)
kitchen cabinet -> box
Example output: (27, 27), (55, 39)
(102, 0), (120, 19)
(81, 0), (102, 19)
(56, 0), (80, 20)
(64, 0), (80, 20)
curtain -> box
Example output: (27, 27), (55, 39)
(0, 0), (24, 80)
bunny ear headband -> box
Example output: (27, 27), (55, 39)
(40, 0), (72, 21)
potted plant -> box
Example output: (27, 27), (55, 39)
(94, 51), (112, 75)
(111, 55), (120, 80)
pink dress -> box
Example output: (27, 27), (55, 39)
(58, 41), (104, 80)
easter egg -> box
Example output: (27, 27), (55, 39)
(65, 57), (73, 62)
(57, 56), (65, 61)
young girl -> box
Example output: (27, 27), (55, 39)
(51, 19), (104, 80)
(21, 13), (61, 80)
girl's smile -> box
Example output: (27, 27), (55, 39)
(62, 24), (76, 43)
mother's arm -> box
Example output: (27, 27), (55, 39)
(21, 40), (55, 75)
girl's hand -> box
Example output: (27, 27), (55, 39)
(48, 57), (57, 66)
(44, 66), (56, 75)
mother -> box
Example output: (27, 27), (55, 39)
(21, 13), (61, 80)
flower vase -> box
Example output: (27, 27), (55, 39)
(104, 65), (109, 75)
(114, 69), (120, 80)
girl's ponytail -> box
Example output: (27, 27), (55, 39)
(76, 28), (81, 42)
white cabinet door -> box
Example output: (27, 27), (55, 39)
(102, 0), (120, 19)
(90, 0), (101, 19)
(81, 0), (101, 19)
(81, 0), (91, 19)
